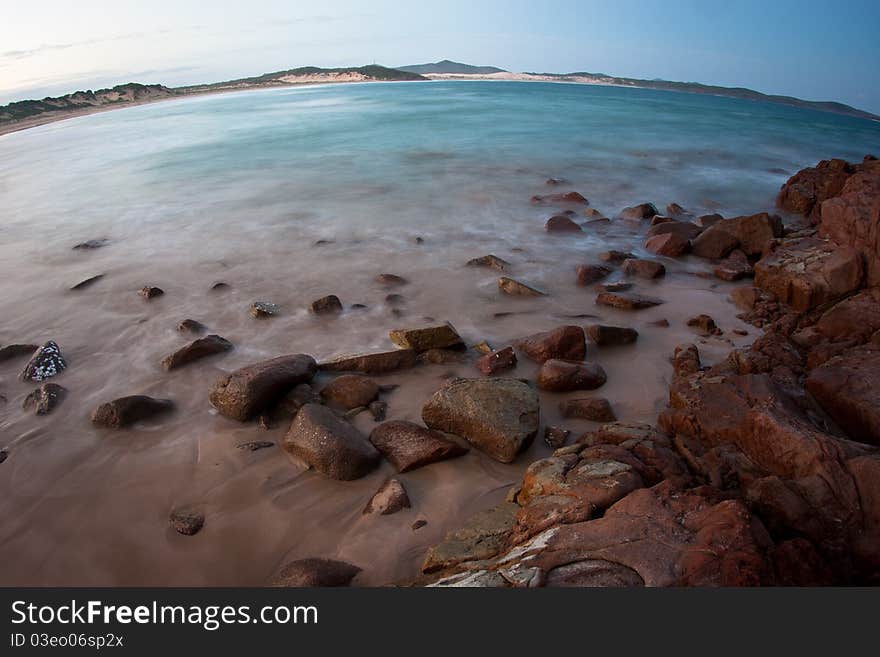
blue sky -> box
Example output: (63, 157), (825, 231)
(1, 0), (878, 113)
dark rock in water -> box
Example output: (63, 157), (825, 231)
(559, 397), (616, 422)
(498, 276), (545, 297)
(72, 238), (109, 250)
(645, 232), (690, 258)
(210, 354), (317, 421)
(586, 324), (639, 346)
(415, 236), (425, 244)
(619, 203), (659, 220)
(266, 383), (321, 423)
(650, 319), (671, 328)
(546, 177), (567, 186)
(651, 215), (675, 226)
(696, 213), (724, 228)
(646, 220), (702, 242)
(249, 301), (279, 318)
(320, 374), (379, 410)
(584, 208), (607, 220)
(23, 383), (66, 416)
(514, 326), (586, 364)
(376, 273), (408, 286)
(363, 479), (411, 515)
(0, 450), (7, 464)
(672, 344), (702, 377)
(622, 258), (666, 279)
(475, 347), (517, 376)
(161, 334), (233, 371)
(91, 395), (174, 428)
(714, 249), (753, 281)
(351, 303), (369, 310)
(19, 341), (66, 382)
(417, 349), (464, 365)
(177, 319), (206, 334)
(368, 400), (388, 422)
(140, 286), (164, 300)
(466, 254), (510, 272)
(283, 403), (380, 480)
(71, 274), (104, 291)
(210, 282), (230, 292)
(422, 502), (519, 573)
(170, 508), (204, 536)
(384, 294), (405, 307)
(270, 558), (360, 587)
(389, 324), (464, 352)
(313, 239), (334, 246)
(546, 215), (583, 233)
(532, 191), (589, 205)
(370, 420), (468, 472)
(599, 250), (635, 263)
(319, 349), (417, 374)
(667, 203), (691, 218)
(601, 281), (632, 292)
(310, 295), (343, 315)
(422, 378), (539, 463)
(412, 519), (428, 531)
(236, 440), (275, 452)
(0, 344), (38, 363)
(544, 426), (570, 448)
(537, 359), (607, 392)
(575, 264), (611, 286)
(687, 314), (722, 336)
(596, 292), (663, 310)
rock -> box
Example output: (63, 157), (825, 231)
(777, 158), (853, 220)
(545, 215), (583, 232)
(730, 286), (762, 311)
(559, 397), (616, 422)
(687, 314), (722, 336)
(210, 282), (230, 292)
(376, 273), (408, 286)
(466, 254), (510, 271)
(601, 281), (632, 292)
(599, 250), (635, 263)
(622, 258), (666, 279)
(170, 509), (204, 536)
(0, 344), (37, 363)
(319, 349), (417, 374)
(646, 220), (702, 242)
(422, 378), (539, 463)
(672, 344), (701, 377)
(73, 238), (109, 250)
(531, 191), (589, 205)
(645, 232), (690, 258)
(544, 426), (571, 448)
(160, 334), (233, 371)
(806, 347), (880, 446)
(140, 286), (164, 300)
(754, 237), (863, 312)
(696, 213), (724, 228)
(368, 400), (387, 422)
(546, 177), (567, 186)
(698, 213), (783, 257)
(70, 274), (104, 291)
(514, 325), (586, 363)
(236, 440), (275, 452)
(667, 203), (691, 218)
(584, 208), (606, 220)
(0, 450), (7, 464)
(23, 383), (66, 416)
(363, 479), (411, 515)
(320, 375), (379, 410)
(19, 341), (66, 382)
(369, 420), (468, 472)
(384, 294), (404, 306)
(419, 349), (466, 365)
(575, 264), (611, 286)
(498, 276), (545, 297)
(596, 292), (663, 310)
(177, 319), (206, 334)
(475, 347), (517, 376)
(812, 287), (880, 345)
(389, 324), (464, 352)
(537, 359), (607, 392)
(650, 319), (670, 327)
(651, 215), (675, 226)
(250, 301), (280, 318)
(270, 558), (361, 587)
(91, 395), (174, 428)
(310, 295), (343, 315)
(209, 354), (317, 421)
(714, 249), (753, 281)
(619, 203), (659, 220)
(586, 324), (638, 346)
(422, 502), (519, 573)
(691, 226), (741, 259)
(283, 403), (380, 480)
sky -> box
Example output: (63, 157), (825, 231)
(1, 0), (879, 112)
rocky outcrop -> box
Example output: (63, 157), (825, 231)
(693, 213), (783, 258)
(209, 354), (317, 421)
(422, 378), (539, 463)
(777, 158), (854, 220)
(369, 420), (468, 472)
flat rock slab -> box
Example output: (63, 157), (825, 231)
(161, 334), (233, 371)
(422, 378), (539, 463)
(23, 383), (67, 416)
(270, 558), (361, 587)
(284, 403), (380, 480)
(19, 341), (66, 382)
(389, 324), (464, 352)
(596, 292), (664, 310)
(91, 395), (174, 428)
(369, 420), (469, 472)
(209, 354), (317, 421)
(319, 349), (417, 374)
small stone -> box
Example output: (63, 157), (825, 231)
(236, 440), (275, 452)
(733, 328), (749, 336)
(310, 295), (343, 315)
(601, 281), (633, 292)
(576, 264), (611, 286)
(319, 350), (417, 374)
(177, 319), (207, 334)
(211, 282), (230, 292)
(23, 383), (66, 416)
(619, 203), (659, 220)
(19, 341), (66, 382)
(370, 420), (468, 472)
(546, 177), (567, 185)
(71, 274), (104, 291)
(412, 520), (428, 531)
(532, 191), (589, 205)
(472, 340), (494, 355)
(140, 286), (164, 300)
(650, 319), (671, 328)
(160, 334), (233, 371)
(91, 396), (174, 428)
(363, 479), (411, 515)
(475, 347), (517, 375)
(466, 254), (510, 272)
(559, 398), (616, 422)
(368, 400), (388, 422)
(622, 258), (666, 279)
(170, 508), (204, 536)
(390, 324), (464, 352)
(377, 273), (408, 286)
(498, 276), (545, 297)
(544, 426), (570, 448)
(250, 301), (279, 318)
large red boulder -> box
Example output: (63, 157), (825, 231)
(777, 158), (854, 220)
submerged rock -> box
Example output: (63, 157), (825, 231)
(389, 324), (464, 352)
(363, 479), (411, 515)
(466, 254), (510, 272)
(309, 295), (343, 315)
(320, 374), (379, 410)
(498, 276), (546, 297)
(177, 319), (207, 334)
(70, 274), (104, 291)
(422, 378), (539, 463)
(23, 383), (66, 416)
(622, 258), (666, 279)
(536, 359), (607, 392)
(91, 395), (174, 428)
(531, 191), (589, 205)
(270, 558), (360, 587)
(475, 346), (517, 376)
(599, 250), (635, 263)
(376, 273), (408, 287)
(369, 420), (468, 472)
(575, 264), (611, 286)
(545, 215), (583, 233)
(645, 232), (690, 258)
(514, 326), (586, 363)
(140, 286), (164, 300)
(19, 341), (66, 382)
(319, 349), (417, 374)
(209, 354), (317, 421)
(72, 238), (109, 250)
(160, 334), (233, 371)
(586, 324), (639, 346)
(618, 203), (659, 221)
(283, 403), (380, 480)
